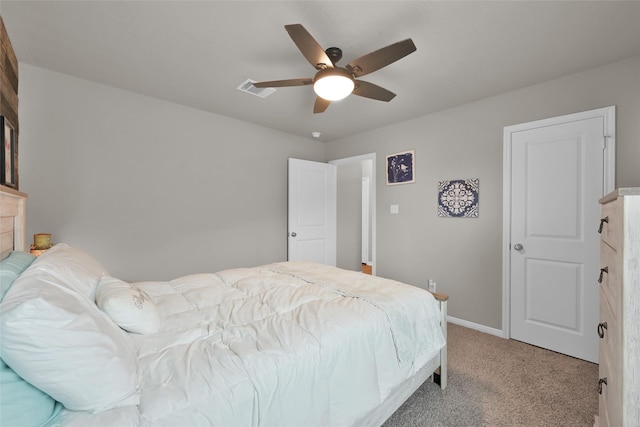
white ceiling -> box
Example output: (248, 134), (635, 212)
(2, 1), (640, 142)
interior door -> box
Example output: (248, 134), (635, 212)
(507, 108), (614, 363)
(288, 158), (336, 265)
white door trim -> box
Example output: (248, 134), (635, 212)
(330, 153), (377, 276)
(501, 106), (616, 339)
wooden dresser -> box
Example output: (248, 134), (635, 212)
(596, 187), (640, 427)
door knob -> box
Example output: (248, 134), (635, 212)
(513, 243), (524, 251)
(290, 232), (297, 237)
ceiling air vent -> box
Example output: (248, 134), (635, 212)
(236, 79), (276, 98)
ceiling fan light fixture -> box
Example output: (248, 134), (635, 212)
(313, 68), (354, 101)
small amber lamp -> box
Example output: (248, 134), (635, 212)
(30, 233), (53, 256)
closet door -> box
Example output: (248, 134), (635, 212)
(505, 107), (615, 363)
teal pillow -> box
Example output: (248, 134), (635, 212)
(1, 251), (62, 426)
(0, 358), (62, 426)
(0, 251), (36, 301)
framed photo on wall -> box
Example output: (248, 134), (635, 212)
(386, 149), (415, 185)
(1, 116), (16, 188)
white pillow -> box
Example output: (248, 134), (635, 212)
(97, 276), (160, 335)
(29, 243), (108, 300)
(0, 247), (140, 412)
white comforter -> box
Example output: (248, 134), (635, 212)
(53, 261), (445, 427)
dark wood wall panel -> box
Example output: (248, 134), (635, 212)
(0, 16), (19, 189)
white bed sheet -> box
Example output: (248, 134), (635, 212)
(51, 261), (445, 427)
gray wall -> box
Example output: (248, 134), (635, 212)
(326, 55), (640, 330)
(18, 64), (325, 281)
(17, 56), (640, 331)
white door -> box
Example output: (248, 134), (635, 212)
(288, 158), (337, 265)
(504, 107), (615, 363)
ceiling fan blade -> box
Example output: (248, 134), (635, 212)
(352, 80), (396, 102)
(314, 97), (331, 113)
(253, 78), (312, 88)
(285, 24), (334, 69)
(346, 39), (416, 77)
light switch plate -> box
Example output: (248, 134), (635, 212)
(390, 204), (399, 214)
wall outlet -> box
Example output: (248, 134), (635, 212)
(428, 279), (436, 292)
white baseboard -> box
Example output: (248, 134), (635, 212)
(447, 315), (504, 338)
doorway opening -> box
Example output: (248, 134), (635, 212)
(330, 153), (376, 276)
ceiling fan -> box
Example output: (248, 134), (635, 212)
(253, 24), (416, 113)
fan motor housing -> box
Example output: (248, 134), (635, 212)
(325, 47), (343, 65)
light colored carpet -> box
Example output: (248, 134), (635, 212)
(383, 323), (599, 426)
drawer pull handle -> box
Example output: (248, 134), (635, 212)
(598, 216), (609, 233)
(598, 377), (607, 394)
(598, 267), (608, 283)
(597, 322), (608, 338)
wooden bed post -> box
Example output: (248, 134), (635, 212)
(0, 186), (27, 258)
(431, 291), (448, 389)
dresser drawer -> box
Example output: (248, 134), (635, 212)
(599, 289), (620, 363)
(599, 200), (621, 250)
(598, 340), (622, 427)
(598, 349), (611, 427)
(599, 242), (619, 316)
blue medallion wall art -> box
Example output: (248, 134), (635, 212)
(438, 178), (479, 218)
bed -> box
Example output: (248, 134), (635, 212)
(0, 186), (447, 427)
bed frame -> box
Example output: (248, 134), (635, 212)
(0, 184), (447, 426)
(432, 291), (449, 390)
(0, 185), (27, 260)
(357, 292), (447, 426)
